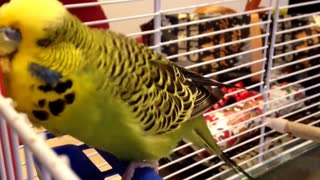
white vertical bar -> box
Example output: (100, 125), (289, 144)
(258, 0), (281, 163)
(153, 0), (161, 52)
(23, 145), (34, 180)
(0, 137), (7, 180)
(259, 0), (274, 90)
(0, 118), (15, 180)
(8, 128), (23, 180)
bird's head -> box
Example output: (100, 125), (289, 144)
(0, 0), (67, 65)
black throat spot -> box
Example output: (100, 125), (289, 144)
(32, 110), (49, 121)
(48, 99), (65, 116)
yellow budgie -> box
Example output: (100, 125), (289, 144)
(0, 0), (253, 179)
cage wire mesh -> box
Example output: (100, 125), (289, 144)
(0, 0), (320, 179)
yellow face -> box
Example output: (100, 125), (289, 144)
(0, 0), (66, 61)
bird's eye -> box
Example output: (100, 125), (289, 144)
(37, 38), (53, 47)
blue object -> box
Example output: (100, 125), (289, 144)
(36, 132), (163, 180)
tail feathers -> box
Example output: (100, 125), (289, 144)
(187, 117), (254, 180)
(174, 64), (246, 89)
(218, 152), (254, 180)
(194, 129), (255, 180)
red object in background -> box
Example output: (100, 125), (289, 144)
(61, 0), (109, 29)
(0, 0), (110, 30)
(136, 36), (143, 43)
(0, 67), (5, 96)
(211, 82), (262, 110)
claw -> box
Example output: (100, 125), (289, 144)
(122, 161), (158, 180)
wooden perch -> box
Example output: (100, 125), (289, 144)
(266, 118), (320, 143)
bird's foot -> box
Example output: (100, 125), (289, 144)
(121, 161), (158, 180)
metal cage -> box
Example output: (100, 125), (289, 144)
(0, 0), (319, 179)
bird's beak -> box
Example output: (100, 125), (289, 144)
(0, 28), (21, 73)
(0, 27), (21, 57)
